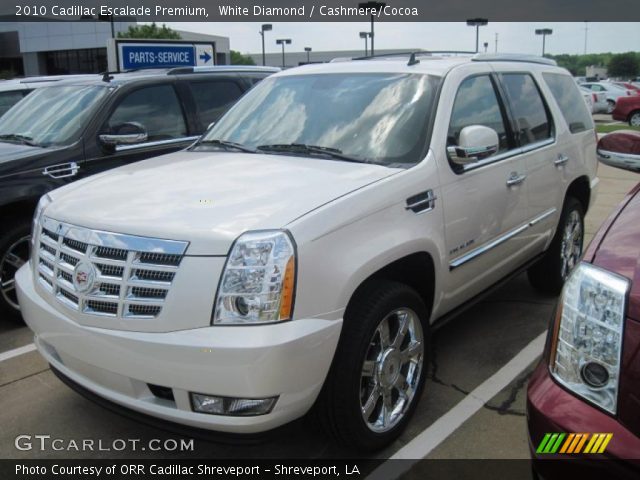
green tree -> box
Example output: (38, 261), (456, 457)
(230, 50), (256, 65)
(608, 52), (640, 78)
(117, 23), (181, 39)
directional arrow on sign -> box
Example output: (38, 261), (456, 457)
(199, 51), (212, 63)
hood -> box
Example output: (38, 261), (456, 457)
(46, 151), (400, 255)
(591, 185), (640, 322)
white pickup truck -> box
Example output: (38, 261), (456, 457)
(17, 53), (598, 451)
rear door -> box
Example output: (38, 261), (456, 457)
(183, 77), (246, 131)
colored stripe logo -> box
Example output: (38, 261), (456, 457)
(536, 433), (613, 454)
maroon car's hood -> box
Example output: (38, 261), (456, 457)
(591, 184), (640, 321)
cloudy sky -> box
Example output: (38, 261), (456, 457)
(164, 22), (640, 56)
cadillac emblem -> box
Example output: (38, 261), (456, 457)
(73, 261), (96, 293)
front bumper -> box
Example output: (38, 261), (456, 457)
(16, 265), (342, 433)
(527, 361), (640, 479)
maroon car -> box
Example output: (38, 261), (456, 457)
(612, 95), (640, 127)
(527, 131), (640, 478)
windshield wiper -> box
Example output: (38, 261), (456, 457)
(256, 143), (371, 164)
(0, 133), (39, 147)
(194, 139), (257, 153)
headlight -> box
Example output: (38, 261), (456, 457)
(549, 262), (629, 413)
(213, 230), (296, 325)
(31, 194), (52, 246)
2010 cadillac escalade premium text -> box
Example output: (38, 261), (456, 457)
(16, 54), (599, 450)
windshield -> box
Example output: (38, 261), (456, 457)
(0, 85), (109, 147)
(200, 73), (440, 166)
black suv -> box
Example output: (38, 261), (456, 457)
(0, 66), (278, 319)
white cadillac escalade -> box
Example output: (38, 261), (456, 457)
(17, 53), (598, 451)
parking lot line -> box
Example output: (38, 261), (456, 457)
(0, 343), (36, 363)
(368, 331), (547, 479)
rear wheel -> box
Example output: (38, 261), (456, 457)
(629, 111), (640, 127)
(528, 197), (584, 295)
(314, 280), (429, 451)
(0, 219), (31, 322)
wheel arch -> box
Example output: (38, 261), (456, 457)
(565, 175), (591, 215)
(344, 251), (436, 326)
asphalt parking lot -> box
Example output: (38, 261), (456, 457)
(1, 161), (639, 467)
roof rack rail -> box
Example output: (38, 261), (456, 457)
(351, 50), (477, 61)
(167, 65), (281, 75)
(472, 53), (557, 66)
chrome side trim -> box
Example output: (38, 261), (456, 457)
(459, 137), (556, 173)
(528, 208), (557, 227)
(449, 207), (557, 270)
(41, 217), (188, 255)
(115, 136), (200, 152)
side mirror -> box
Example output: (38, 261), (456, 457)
(99, 122), (148, 147)
(447, 125), (499, 165)
(597, 130), (640, 173)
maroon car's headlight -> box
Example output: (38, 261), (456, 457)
(549, 263), (630, 414)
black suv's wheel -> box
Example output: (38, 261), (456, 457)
(528, 197), (584, 295)
(629, 111), (640, 127)
(0, 218), (31, 322)
(314, 280), (429, 451)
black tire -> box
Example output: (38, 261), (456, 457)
(0, 218), (32, 323)
(606, 99), (615, 114)
(313, 280), (429, 451)
(528, 197), (584, 295)
(629, 111), (640, 127)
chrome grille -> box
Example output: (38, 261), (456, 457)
(35, 216), (188, 319)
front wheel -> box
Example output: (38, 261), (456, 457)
(528, 197), (584, 295)
(0, 218), (32, 322)
(313, 280), (429, 451)
(629, 111), (640, 127)
(606, 100), (615, 114)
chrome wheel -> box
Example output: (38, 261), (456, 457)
(630, 112), (640, 127)
(0, 235), (30, 311)
(560, 210), (582, 281)
(360, 308), (424, 433)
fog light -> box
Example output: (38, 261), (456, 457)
(190, 393), (277, 416)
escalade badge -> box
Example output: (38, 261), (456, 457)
(73, 261), (96, 294)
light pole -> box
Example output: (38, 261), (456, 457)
(466, 18), (488, 53)
(276, 38), (292, 68)
(495, 32), (498, 52)
(483, 42), (489, 53)
(359, 31), (371, 56)
(358, 2), (386, 56)
(535, 28), (553, 56)
(259, 24), (272, 66)
(304, 47), (312, 64)
(583, 21), (588, 54)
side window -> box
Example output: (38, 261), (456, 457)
(542, 73), (593, 134)
(106, 84), (187, 142)
(448, 75), (510, 154)
(188, 80), (244, 127)
(0, 90), (27, 117)
(500, 73), (552, 147)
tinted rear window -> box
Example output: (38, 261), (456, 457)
(543, 73), (594, 134)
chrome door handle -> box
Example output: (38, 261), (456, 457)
(42, 162), (79, 179)
(506, 172), (527, 187)
(554, 154), (569, 166)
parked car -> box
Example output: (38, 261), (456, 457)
(527, 130), (640, 478)
(582, 82), (635, 113)
(16, 53), (598, 451)
(0, 75), (94, 117)
(579, 86), (608, 114)
(613, 81), (640, 94)
(0, 65), (278, 319)
(612, 95), (640, 127)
